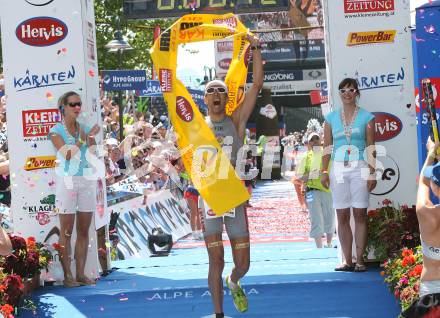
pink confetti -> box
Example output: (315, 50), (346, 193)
(88, 70), (95, 77)
(425, 25), (436, 34)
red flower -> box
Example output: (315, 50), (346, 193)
(368, 210), (378, 217)
(402, 249), (414, 257)
(402, 255), (416, 267)
(2, 274), (24, 307)
(382, 199), (392, 206)
(409, 264), (423, 277)
(52, 243), (61, 251)
(26, 237), (36, 250)
(394, 290), (400, 299)
(1, 304), (14, 318)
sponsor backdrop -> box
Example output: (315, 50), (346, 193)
(323, 0), (418, 207)
(112, 190), (191, 259)
(0, 0), (104, 281)
(415, 2), (440, 169)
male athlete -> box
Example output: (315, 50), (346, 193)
(198, 34), (263, 318)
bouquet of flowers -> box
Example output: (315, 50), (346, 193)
(366, 199), (420, 262)
(383, 247), (423, 312)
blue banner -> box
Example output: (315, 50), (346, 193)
(137, 80), (162, 97)
(261, 39), (325, 63)
(102, 70), (147, 91)
(137, 85), (207, 113)
(415, 1), (440, 170)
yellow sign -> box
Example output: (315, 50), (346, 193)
(25, 156), (56, 171)
(347, 30), (396, 46)
(150, 14), (251, 215)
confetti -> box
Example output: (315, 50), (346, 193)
(46, 91), (54, 101)
(425, 25), (436, 34)
(88, 70), (95, 77)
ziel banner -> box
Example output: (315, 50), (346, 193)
(0, 0), (103, 281)
(323, 0), (418, 207)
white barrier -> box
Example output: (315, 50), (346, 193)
(111, 190), (191, 259)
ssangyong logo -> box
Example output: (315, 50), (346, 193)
(25, 156), (56, 171)
(25, 0), (54, 6)
(176, 96), (194, 122)
(16, 16), (68, 47)
(344, 0), (394, 13)
(373, 112), (402, 142)
(347, 30), (396, 46)
(22, 108), (61, 138)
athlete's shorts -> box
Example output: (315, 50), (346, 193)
(329, 160), (370, 210)
(402, 281), (440, 318)
(199, 198), (249, 239)
(55, 176), (97, 214)
(184, 186), (199, 203)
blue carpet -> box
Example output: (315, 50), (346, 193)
(22, 242), (400, 318)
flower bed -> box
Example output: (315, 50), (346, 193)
(0, 235), (52, 317)
(366, 200), (425, 315)
(366, 200), (420, 262)
(383, 247), (423, 313)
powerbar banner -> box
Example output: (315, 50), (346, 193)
(150, 14), (251, 215)
(0, 0), (103, 281)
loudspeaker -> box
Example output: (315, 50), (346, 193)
(148, 227), (173, 257)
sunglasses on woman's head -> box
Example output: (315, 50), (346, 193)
(206, 87), (227, 94)
(339, 88), (357, 94)
(67, 102), (82, 107)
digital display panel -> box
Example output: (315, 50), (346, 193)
(124, 0), (290, 19)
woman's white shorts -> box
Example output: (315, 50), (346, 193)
(329, 160), (370, 210)
(55, 176), (97, 214)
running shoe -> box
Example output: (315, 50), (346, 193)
(225, 275), (248, 313)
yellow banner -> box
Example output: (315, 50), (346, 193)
(150, 14), (251, 215)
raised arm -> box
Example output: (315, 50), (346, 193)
(232, 34), (264, 141)
(417, 138), (437, 211)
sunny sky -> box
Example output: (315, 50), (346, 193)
(176, 41), (215, 89)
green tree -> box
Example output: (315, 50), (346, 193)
(95, 0), (173, 72)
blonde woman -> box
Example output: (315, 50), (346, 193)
(49, 91), (100, 287)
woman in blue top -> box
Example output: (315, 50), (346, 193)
(49, 91), (100, 287)
(320, 78), (376, 272)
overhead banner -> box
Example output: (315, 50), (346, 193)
(323, 0), (418, 206)
(0, 0), (103, 280)
(112, 190), (191, 259)
(102, 70), (148, 91)
(150, 13), (252, 216)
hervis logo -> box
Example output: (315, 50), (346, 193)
(373, 112), (402, 142)
(16, 16), (68, 47)
(347, 30), (396, 46)
(24, 156), (56, 171)
(176, 96), (194, 122)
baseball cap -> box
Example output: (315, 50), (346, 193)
(105, 138), (119, 147)
(424, 162), (440, 186)
(205, 80), (228, 94)
(307, 132), (320, 142)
